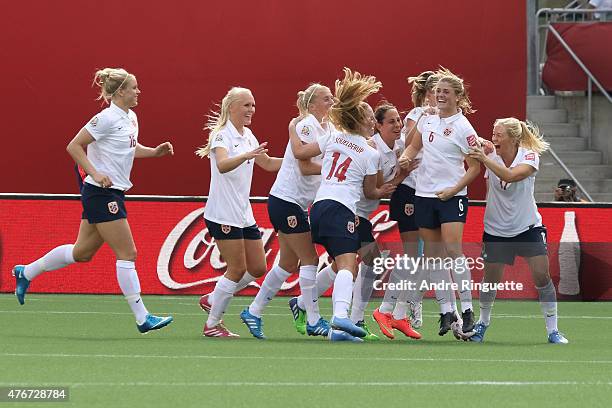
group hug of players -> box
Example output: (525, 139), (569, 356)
(12, 66), (568, 344)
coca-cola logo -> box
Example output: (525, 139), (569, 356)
(156, 207), (398, 290)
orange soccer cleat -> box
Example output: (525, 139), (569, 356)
(390, 317), (422, 339)
(372, 308), (395, 339)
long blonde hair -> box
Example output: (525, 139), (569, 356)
(92, 67), (133, 103)
(407, 70), (439, 107)
(328, 68), (382, 136)
(195, 87), (253, 158)
(436, 66), (475, 115)
(495, 117), (549, 154)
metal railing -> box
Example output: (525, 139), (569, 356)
(534, 7), (612, 202)
(546, 147), (595, 202)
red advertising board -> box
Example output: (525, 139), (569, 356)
(1, 196), (610, 300)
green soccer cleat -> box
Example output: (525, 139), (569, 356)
(356, 320), (380, 341)
(289, 297), (306, 335)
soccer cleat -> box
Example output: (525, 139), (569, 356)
(438, 311), (457, 336)
(547, 330), (569, 344)
(409, 301), (423, 329)
(288, 297), (306, 335)
(137, 314), (174, 334)
(13, 265), (30, 305)
(307, 317), (331, 337)
(198, 293), (212, 313)
(390, 317), (422, 339)
(240, 308), (266, 339)
(469, 322), (488, 343)
(372, 308), (395, 339)
(330, 316), (367, 338)
(328, 330), (364, 342)
(462, 308), (475, 333)
(356, 320), (380, 341)
(203, 322), (240, 338)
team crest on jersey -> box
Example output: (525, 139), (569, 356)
(90, 117), (99, 127)
(443, 128), (453, 137)
(301, 125), (312, 137)
(287, 215), (297, 229)
(107, 201), (119, 214)
(524, 153), (535, 161)
(404, 203), (414, 216)
(131, 118), (137, 127)
(466, 135), (478, 147)
(347, 221), (355, 234)
(214, 134), (224, 143)
(221, 224), (232, 234)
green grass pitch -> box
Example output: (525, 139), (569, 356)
(0, 294), (610, 407)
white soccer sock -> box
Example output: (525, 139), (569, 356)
(379, 264), (408, 313)
(297, 264), (336, 310)
(235, 272), (257, 293)
(350, 263), (376, 323)
(332, 269), (354, 319)
(407, 263), (428, 305)
(116, 260), (148, 324)
(478, 287), (497, 326)
(23, 244), (75, 281)
(536, 280), (558, 334)
(392, 287), (410, 320)
(249, 266), (292, 318)
(207, 277), (238, 327)
(299, 264), (321, 325)
(430, 267), (452, 314)
(451, 256), (473, 312)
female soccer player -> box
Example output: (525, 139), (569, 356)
(400, 68), (481, 337)
(467, 118), (568, 344)
(290, 68), (395, 341)
(13, 67), (174, 334)
(239, 83), (335, 339)
(349, 102), (422, 340)
(373, 71), (441, 336)
(196, 87), (282, 338)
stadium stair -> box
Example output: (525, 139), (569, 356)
(527, 95), (612, 202)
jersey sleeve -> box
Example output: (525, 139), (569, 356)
(296, 120), (316, 144)
(519, 150), (539, 171)
(365, 149), (380, 176)
(456, 121), (479, 155)
(84, 111), (112, 140)
(210, 130), (231, 152)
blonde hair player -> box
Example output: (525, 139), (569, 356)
(237, 83), (335, 339)
(196, 87), (282, 338)
(399, 67), (481, 338)
(467, 118), (568, 344)
(13, 67), (175, 334)
(290, 68), (395, 341)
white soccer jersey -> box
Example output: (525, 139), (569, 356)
(269, 114), (334, 210)
(400, 107), (426, 189)
(355, 133), (403, 218)
(204, 120), (259, 228)
(484, 147), (542, 237)
(83, 102), (138, 191)
(314, 132), (379, 214)
(415, 111), (479, 197)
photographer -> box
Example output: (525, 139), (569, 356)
(554, 179), (587, 202)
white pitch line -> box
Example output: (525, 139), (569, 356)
(0, 381), (609, 387)
(2, 352), (612, 365)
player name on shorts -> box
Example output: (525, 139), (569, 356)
(334, 136), (365, 153)
(373, 279), (524, 293)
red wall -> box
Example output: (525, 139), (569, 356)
(1, 1), (526, 199)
